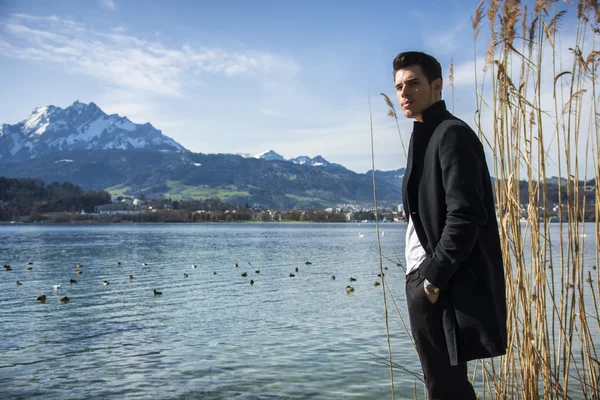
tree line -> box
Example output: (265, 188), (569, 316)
(0, 177), (111, 221)
(0, 177), (389, 223)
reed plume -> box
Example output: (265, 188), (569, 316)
(449, 57), (455, 113)
(381, 92), (407, 159)
(468, 1), (600, 398)
(379, 1), (599, 398)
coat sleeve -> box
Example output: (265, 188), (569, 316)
(418, 123), (488, 290)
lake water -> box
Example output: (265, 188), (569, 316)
(0, 222), (597, 399)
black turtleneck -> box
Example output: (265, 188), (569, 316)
(412, 100), (454, 144)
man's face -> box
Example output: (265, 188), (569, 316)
(394, 65), (442, 122)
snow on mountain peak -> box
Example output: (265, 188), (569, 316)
(23, 105), (55, 136)
(0, 101), (188, 161)
(233, 150), (337, 169)
(253, 149), (284, 161)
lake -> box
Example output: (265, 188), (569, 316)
(0, 222), (597, 399)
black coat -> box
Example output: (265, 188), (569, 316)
(402, 100), (507, 365)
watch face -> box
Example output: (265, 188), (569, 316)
(426, 284), (439, 294)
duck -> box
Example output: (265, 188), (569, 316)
(69, 279), (77, 284)
(26, 261), (33, 265)
(212, 271), (217, 275)
(53, 284), (61, 290)
(248, 261), (252, 266)
(16, 281), (22, 286)
(37, 294), (46, 302)
(26, 265), (33, 270)
(58, 296), (70, 303)
(255, 269), (260, 274)
(192, 265), (197, 268)
(234, 263), (239, 268)
(3, 264), (12, 271)
(76, 263), (83, 268)
(346, 285), (355, 293)
(116, 261), (121, 265)
(241, 272), (248, 277)
(378, 272), (384, 277)
(384, 266), (388, 270)
(305, 261), (312, 265)
(331, 275), (336, 280)
(142, 263), (148, 266)
(294, 267), (299, 273)
(183, 273), (189, 278)
(374, 281), (381, 287)
(103, 281), (110, 286)
(128, 275), (134, 279)
(289, 273), (295, 277)
(349, 277), (357, 282)
(153, 289), (162, 296)
(76, 270), (83, 275)
(250, 279), (255, 285)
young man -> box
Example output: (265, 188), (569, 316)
(395, 51), (507, 399)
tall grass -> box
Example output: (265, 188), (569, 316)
(379, 1), (599, 398)
(470, 1), (599, 398)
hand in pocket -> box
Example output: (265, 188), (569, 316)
(424, 286), (439, 304)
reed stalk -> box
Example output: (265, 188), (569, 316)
(467, 1), (599, 398)
(369, 92), (396, 400)
(377, 1), (599, 398)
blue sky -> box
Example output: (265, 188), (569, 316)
(0, 0), (596, 178)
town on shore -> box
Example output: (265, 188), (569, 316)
(1, 177), (595, 223)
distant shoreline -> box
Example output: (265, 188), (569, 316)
(0, 220), (396, 225)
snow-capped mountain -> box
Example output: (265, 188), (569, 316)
(253, 149), (285, 161)
(289, 155), (333, 167)
(0, 101), (187, 162)
(237, 149), (339, 168)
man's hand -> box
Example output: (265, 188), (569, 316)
(424, 286), (439, 304)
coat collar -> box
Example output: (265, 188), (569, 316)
(412, 100), (451, 137)
(403, 100), (451, 215)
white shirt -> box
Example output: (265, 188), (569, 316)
(405, 217), (427, 275)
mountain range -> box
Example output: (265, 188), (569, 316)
(0, 101), (404, 209)
(0, 101), (186, 161)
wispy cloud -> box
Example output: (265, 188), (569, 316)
(0, 14), (301, 96)
(450, 57), (486, 88)
(424, 23), (467, 55)
(100, 0), (117, 11)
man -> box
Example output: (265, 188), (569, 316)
(395, 51), (507, 399)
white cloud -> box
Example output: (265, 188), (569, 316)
(258, 107), (286, 118)
(0, 14), (300, 97)
(100, 0), (117, 11)
(424, 22), (467, 55)
(449, 57), (486, 88)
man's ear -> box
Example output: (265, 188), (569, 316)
(434, 78), (443, 93)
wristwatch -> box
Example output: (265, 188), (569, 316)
(424, 279), (440, 294)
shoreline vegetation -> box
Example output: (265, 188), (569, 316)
(378, 1), (599, 399)
(0, 175), (595, 223)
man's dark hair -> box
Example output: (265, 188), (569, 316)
(393, 51), (442, 84)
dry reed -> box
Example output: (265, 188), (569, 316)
(378, 1), (599, 398)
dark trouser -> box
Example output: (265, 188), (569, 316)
(406, 269), (476, 400)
